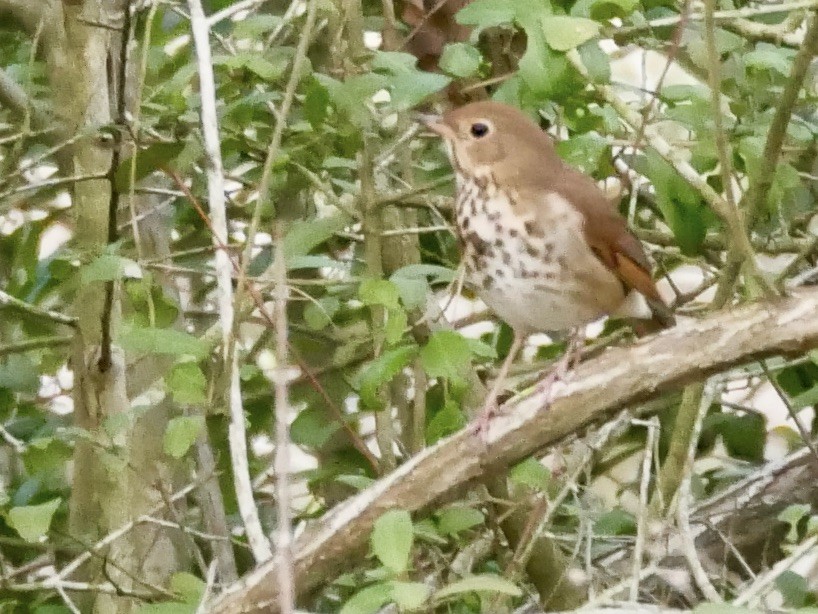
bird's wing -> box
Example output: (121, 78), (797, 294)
(554, 169), (675, 327)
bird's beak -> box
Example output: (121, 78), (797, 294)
(415, 113), (455, 139)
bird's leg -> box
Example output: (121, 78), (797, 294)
(473, 331), (526, 437)
(537, 327), (586, 407)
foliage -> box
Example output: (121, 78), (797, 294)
(0, 0), (817, 611)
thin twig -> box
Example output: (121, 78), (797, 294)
(53, 482), (198, 583)
(186, 0), (272, 563)
(612, 0), (818, 38)
(630, 417), (658, 601)
(676, 383), (722, 602)
(0, 289), (78, 327)
(272, 229), (295, 614)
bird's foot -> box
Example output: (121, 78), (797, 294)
(536, 330), (585, 408)
(470, 402), (498, 441)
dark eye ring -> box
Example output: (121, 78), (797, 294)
(470, 122), (490, 138)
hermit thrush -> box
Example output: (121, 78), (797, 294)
(420, 101), (674, 429)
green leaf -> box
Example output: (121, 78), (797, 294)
(284, 212), (352, 260)
(317, 72), (385, 127)
(81, 253), (141, 283)
(170, 572), (205, 604)
(456, 0), (515, 27)
(589, 0), (638, 19)
(291, 406), (341, 448)
(426, 399), (467, 444)
(119, 325), (209, 359)
(466, 338), (497, 361)
(510, 458), (551, 491)
(390, 264), (454, 310)
(439, 43), (482, 78)
(420, 331), (472, 384)
(371, 509), (414, 574)
(778, 504), (811, 542)
(385, 72), (451, 111)
(340, 583), (393, 614)
(434, 574), (522, 600)
(0, 355), (40, 393)
(541, 16), (600, 51)
(577, 41), (610, 84)
(232, 14), (283, 38)
(745, 43), (794, 76)
(777, 570), (809, 607)
(304, 296), (340, 330)
(8, 498), (61, 542)
(661, 84), (710, 102)
(641, 150), (710, 255)
(335, 474), (375, 490)
(304, 78), (330, 127)
(213, 51), (289, 81)
(790, 383), (818, 409)
(718, 413), (765, 462)
(595, 508), (637, 536)
(556, 132), (609, 175)
(357, 346), (417, 409)
(518, 19), (575, 97)
(390, 581), (430, 610)
(437, 506), (484, 536)
(164, 416), (204, 459)
(384, 308), (408, 346)
(359, 279), (401, 310)
(114, 142), (185, 191)
(167, 362), (207, 405)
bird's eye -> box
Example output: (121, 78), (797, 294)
(470, 122), (490, 138)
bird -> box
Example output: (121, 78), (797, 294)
(419, 101), (674, 432)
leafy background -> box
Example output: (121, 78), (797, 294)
(1, 0), (818, 612)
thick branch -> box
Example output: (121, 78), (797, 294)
(211, 288), (818, 613)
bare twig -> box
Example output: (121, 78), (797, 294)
(187, 0), (272, 563)
(0, 336), (73, 357)
(53, 482), (199, 583)
(630, 417), (658, 601)
(612, 0), (818, 39)
(0, 289), (78, 328)
(272, 231), (295, 613)
(675, 383), (722, 602)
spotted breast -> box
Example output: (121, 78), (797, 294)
(454, 172), (627, 335)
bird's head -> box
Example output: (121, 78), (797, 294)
(418, 101), (559, 184)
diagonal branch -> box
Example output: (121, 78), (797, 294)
(212, 287), (818, 613)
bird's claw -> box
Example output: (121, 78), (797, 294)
(471, 403), (498, 441)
